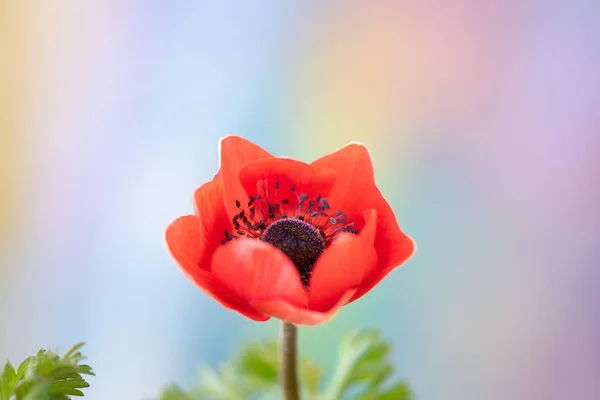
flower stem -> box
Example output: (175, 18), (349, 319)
(280, 321), (300, 400)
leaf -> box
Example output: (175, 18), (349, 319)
(300, 359), (322, 398)
(321, 330), (412, 400)
(49, 378), (90, 395)
(152, 329), (413, 400)
(15, 357), (33, 381)
(21, 381), (51, 400)
(62, 344), (85, 362)
(0, 362), (17, 400)
(374, 382), (413, 400)
(3, 343), (93, 399)
(157, 384), (196, 400)
(235, 341), (279, 391)
(196, 364), (248, 400)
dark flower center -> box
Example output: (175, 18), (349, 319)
(262, 219), (326, 287)
(219, 179), (359, 287)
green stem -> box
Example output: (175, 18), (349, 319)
(280, 321), (300, 400)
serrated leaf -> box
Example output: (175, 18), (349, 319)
(15, 357), (33, 381)
(197, 365), (247, 400)
(49, 378), (90, 392)
(75, 365), (94, 376)
(22, 381), (51, 400)
(322, 330), (412, 400)
(62, 344), (85, 361)
(158, 384), (196, 400)
(3, 343), (93, 399)
(0, 362), (17, 400)
(235, 341), (279, 390)
(153, 329), (413, 400)
(370, 381), (412, 400)
(301, 359), (322, 397)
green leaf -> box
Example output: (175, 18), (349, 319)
(196, 364), (248, 400)
(363, 381), (412, 400)
(21, 381), (51, 400)
(157, 384), (196, 400)
(235, 341), (279, 389)
(153, 329), (413, 400)
(300, 359), (322, 397)
(322, 330), (412, 400)
(0, 362), (17, 400)
(15, 357), (33, 381)
(62, 344), (85, 362)
(3, 343), (93, 399)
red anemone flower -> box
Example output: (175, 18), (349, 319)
(165, 136), (415, 325)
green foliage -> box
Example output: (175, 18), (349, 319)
(157, 331), (412, 400)
(323, 331), (412, 400)
(0, 343), (94, 400)
(1, 332), (411, 399)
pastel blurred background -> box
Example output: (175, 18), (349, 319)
(1, 1), (599, 399)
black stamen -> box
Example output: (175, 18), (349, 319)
(235, 200), (241, 208)
(290, 185), (295, 191)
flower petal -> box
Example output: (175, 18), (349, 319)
(165, 215), (269, 321)
(238, 158), (337, 216)
(308, 209), (378, 312)
(192, 170), (231, 269)
(255, 289), (356, 326)
(313, 143), (416, 301)
(311, 142), (376, 217)
(211, 238), (308, 310)
(350, 196), (416, 302)
(220, 136), (274, 220)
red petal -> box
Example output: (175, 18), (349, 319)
(312, 143), (416, 301)
(192, 170), (231, 269)
(165, 215), (269, 321)
(311, 143), (376, 217)
(239, 158), (337, 216)
(350, 196), (416, 302)
(220, 136), (274, 220)
(211, 239), (308, 310)
(308, 209), (378, 312)
(255, 289), (356, 326)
